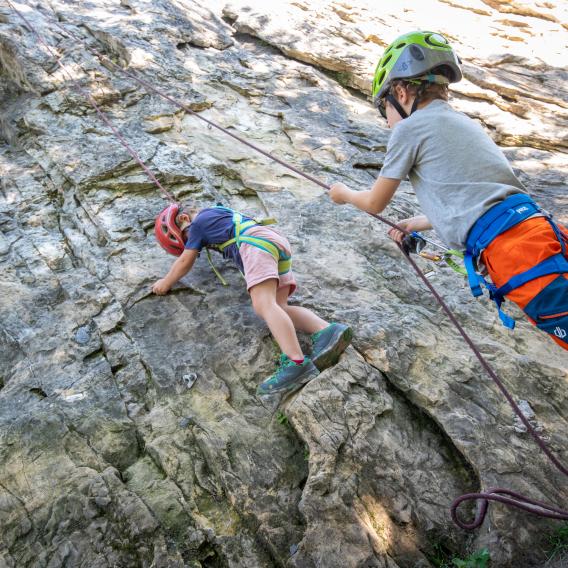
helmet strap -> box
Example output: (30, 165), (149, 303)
(410, 97), (420, 116)
(386, 94), (408, 120)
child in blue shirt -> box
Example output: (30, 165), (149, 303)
(153, 203), (353, 394)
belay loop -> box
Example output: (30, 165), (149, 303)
(10, 0), (568, 531)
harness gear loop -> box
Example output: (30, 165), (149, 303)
(404, 232), (467, 275)
(205, 249), (228, 287)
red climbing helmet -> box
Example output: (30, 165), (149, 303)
(154, 203), (185, 256)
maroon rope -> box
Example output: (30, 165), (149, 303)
(12, 2), (568, 530)
(6, 0), (176, 204)
(41, 8), (405, 232)
(400, 247), (568, 528)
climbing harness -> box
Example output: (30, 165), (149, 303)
(214, 206), (292, 275)
(10, 1), (568, 530)
(153, 202), (286, 286)
(464, 193), (568, 330)
(204, 205), (290, 287)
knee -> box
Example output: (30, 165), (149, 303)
(251, 295), (276, 318)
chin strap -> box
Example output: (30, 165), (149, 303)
(385, 93), (420, 119)
(385, 94), (408, 119)
(410, 97), (420, 115)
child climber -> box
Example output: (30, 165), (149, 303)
(152, 203), (353, 393)
(329, 31), (567, 350)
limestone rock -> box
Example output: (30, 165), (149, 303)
(0, 1), (566, 567)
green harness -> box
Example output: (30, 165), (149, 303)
(206, 207), (292, 286)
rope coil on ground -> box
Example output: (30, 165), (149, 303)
(8, 0), (568, 531)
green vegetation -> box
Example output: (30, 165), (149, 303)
(546, 523), (568, 564)
(276, 411), (289, 425)
(452, 548), (490, 568)
(430, 543), (490, 568)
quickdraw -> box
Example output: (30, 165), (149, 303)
(403, 232), (467, 276)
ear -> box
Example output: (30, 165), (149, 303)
(394, 83), (410, 105)
(178, 213), (191, 225)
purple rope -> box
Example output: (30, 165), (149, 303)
(7, 0), (176, 204)
(44, 9), (407, 230)
(11, 1), (568, 530)
(401, 246), (568, 528)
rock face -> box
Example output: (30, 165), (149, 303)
(0, 1), (567, 567)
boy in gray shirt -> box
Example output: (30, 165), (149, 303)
(329, 31), (567, 350)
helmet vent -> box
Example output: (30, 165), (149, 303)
(409, 45), (424, 61)
(395, 42), (406, 49)
(383, 53), (392, 66)
(425, 33), (448, 47)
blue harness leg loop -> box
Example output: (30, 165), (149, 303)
(495, 253), (568, 298)
(464, 193), (567, 329)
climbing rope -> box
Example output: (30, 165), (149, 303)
(5, 0), (176, 205)
(9, 1), (568, 530)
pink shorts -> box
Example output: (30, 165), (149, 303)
(240, 226), (297, 296)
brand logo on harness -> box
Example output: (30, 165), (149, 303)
(516, 206), (529, 214)
(554, 326), (567, 339)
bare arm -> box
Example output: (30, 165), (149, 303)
(329, 177), (401, 214)
(153, 248), (199, 295)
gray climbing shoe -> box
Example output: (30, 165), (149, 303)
(311, 323), (352, 371)
(257, 355), (320, 395)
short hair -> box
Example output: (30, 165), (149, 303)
(388, 65), (451, 104)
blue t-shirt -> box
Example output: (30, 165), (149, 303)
(185, 207), (252, 271)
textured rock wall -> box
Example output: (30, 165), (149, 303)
(0, 1), (567, 567)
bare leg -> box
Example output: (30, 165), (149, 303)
(276, 286), (328, 334)
(249, 279), (303, 360)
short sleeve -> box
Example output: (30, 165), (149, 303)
(184, 218), (204, 251)
(379, 122), (419, 181)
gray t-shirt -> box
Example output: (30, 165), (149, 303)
(380, 99), (527, 250)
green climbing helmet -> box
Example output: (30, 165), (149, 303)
(372, 31), (462, 101)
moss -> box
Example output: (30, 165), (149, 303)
(195, 492), (241, 537)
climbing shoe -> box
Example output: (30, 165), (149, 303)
(256, 354), (320, 395)
(311, 323), (353, 371)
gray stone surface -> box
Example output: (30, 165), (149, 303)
(0, 1), (567, 567)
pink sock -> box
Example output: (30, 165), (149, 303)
(291, 358), (305, 365)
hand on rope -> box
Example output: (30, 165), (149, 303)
(328, 182), (351, 204)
